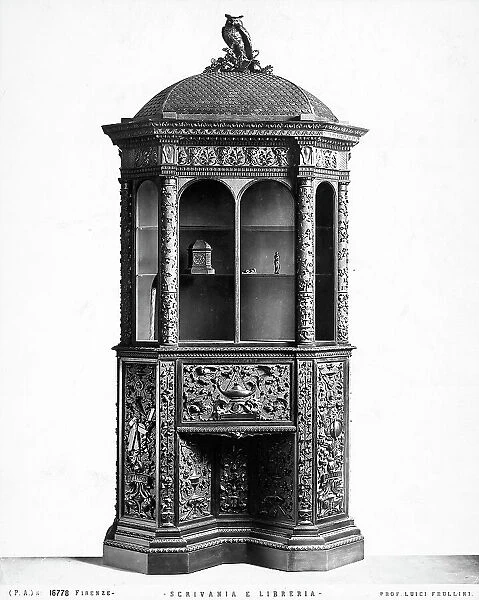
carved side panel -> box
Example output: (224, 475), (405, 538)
(252, 435), (294, 522)
(219, 440), (249, 514)
(160, 177), (178, 345)
(178, 438), (212, 522)
(296, 178), (315, 343)
(181, 363), (291, 422)
(316, 362), (345, 519)
(158, 361), (175, 526)
(134, 146), (159, 167)
(337, 182), (349, 342)
(123, 363), (156, 520)
(120, 180), (133, 344)
(297, 360), (313, 524)
(177, 146), (289, 167)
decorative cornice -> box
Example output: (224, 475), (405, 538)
(103, 120), (368, 147)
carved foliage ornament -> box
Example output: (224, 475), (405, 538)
(182, 363), (291, 422)
(179, 438), (212, 522)
(135, 146), (158, 168)
(123, 363), (156, 520)
(219, 441), (249, 514)
(316, 362), (345, 519)
(177, 146), (289, 168)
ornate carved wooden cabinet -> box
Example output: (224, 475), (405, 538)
(102, 22), (367, 573)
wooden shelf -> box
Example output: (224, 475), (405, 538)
(241, 225), (294, 232)
(241, 273), (294, 277)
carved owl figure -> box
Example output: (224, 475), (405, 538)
(222, 14), (254, 63)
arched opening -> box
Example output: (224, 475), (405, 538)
(240, 180), (295, 341)
(315, 181), (335, 340)
(179, 179), (235, 341)
(136, 180), (158, 341)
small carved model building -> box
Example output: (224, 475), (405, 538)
(185, 239), (215, 274)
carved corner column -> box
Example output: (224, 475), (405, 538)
(120, 179), (134, 345)
(337, 181), (349, 342)
(159, 177), (179, 346)
(296, 177), (315, 344)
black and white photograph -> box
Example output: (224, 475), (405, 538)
(0, 0), (478, 598)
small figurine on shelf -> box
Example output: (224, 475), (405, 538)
(242, 268), (257, 274)
(274, 251), (280, 274)
(185, 240), (215, 274)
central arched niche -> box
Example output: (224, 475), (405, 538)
(179, 179), (235, 341)
(240, 180), (295, 341)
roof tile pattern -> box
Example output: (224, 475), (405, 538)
(134, 72), (337, 122)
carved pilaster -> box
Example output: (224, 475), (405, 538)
(316, 362), (345, 520)
(337, 182), (349, 342)
(296, 177), (315, 344)
(297, 361), (314, 524)
(120, 180), (134, 344)
(160, 177), (179, 345)
(158, 361), (175, 526)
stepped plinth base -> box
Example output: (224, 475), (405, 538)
(103, 536), (364, 574)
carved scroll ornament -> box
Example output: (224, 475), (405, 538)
(177, 146), (289, 168)
(182, 364), (291, 422)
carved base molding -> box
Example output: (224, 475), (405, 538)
(104, 526), (363, 574)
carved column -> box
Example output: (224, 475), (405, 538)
(296, 177), (315, 344)
(120, 179), (134, 344)
(337, 181), (349, 342)
(159, 177), (179, 345)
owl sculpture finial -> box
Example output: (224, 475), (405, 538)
(204, 15), (273, 74)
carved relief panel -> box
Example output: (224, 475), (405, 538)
(122, 362), (156, 520)
(178, 437), (212, 522)
(251, 435), (295, 522)
(219, 439), (249, 515)
(181, 363), (292, 422)
(316, 361), (345, 519)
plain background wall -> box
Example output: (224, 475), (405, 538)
(0, 0), (478, 557)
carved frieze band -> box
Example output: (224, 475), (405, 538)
(252, 436), (294, 522)
(297, 361), (314, 524)
(134, 146), (159, 168)
(337, 182), (349, 342)
(219, 440), (249, 514)
(181, 363), (291, 422)
(120, 180), (133, 344)
(178, 437), (212, 522)
(158, 361), (175, 526)
(316, 362), (345, 520)
(299, 147), (346, 170)
(177, 146), (289, 168)
(123, 363), (156, 520)
(160, 177), (179, 345)
(296, 177), (315, 343)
